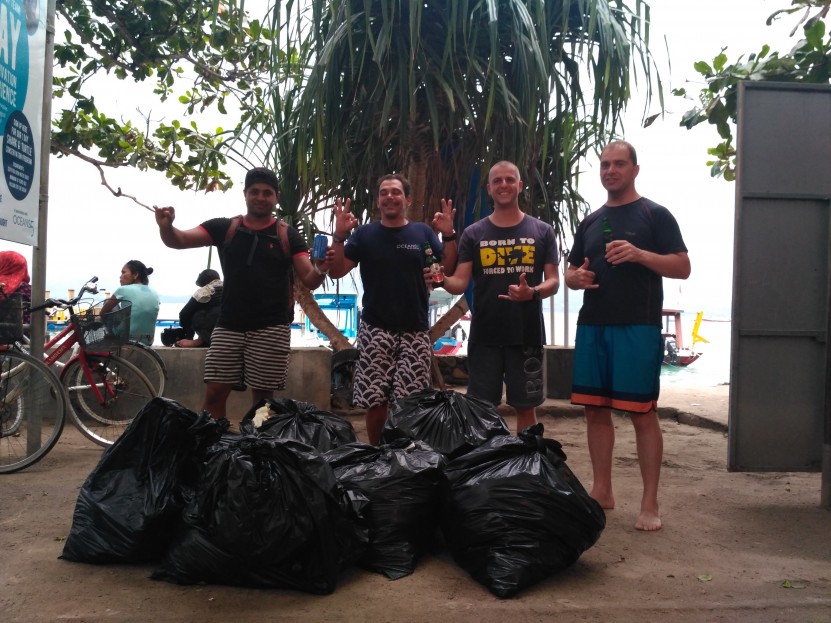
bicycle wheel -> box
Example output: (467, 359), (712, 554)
(116, 341), (167, 396)
(0, 349), (67, 473)
(62, 354), (155, 447)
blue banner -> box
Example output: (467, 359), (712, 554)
(0, 0), (45, 245)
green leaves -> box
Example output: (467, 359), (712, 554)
(54, 0), (660, 243)
(295, 0), (660, 235)
(678, 0), (830, 180)
(53, 0), (290, 194)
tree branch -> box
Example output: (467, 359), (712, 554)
(53, 146), (154, 211)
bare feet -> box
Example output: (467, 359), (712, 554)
(635, 509), (662, 531)
(590, 489), (615, 510)
(175, 338), (204, 348)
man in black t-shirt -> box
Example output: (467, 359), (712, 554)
(566, 141), (690, 532)
(442, 161), (560, 435)
(328, 174), (457, 444)
(155, 167), (330, 421)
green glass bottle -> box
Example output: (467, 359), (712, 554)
(422, 242), (444, 287)
(602, 216), (615, 268)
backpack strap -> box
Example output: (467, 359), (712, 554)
(276, 221), (295, 318)
(276, 220), (290, 257)
(224, 216), (290, 265)
(224, 215), (289, 251)
(222, 216), (295, 317)
(224, 215), (244, 246)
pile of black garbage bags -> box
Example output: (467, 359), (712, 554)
(60, 390), (605, 598)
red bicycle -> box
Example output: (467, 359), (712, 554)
(1, 277), (155, 472)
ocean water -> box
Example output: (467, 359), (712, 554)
(657, 315), (731, 388)
(547, 310), (732, 389)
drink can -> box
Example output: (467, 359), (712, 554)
(312, 234), (328, 261)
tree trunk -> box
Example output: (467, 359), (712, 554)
(407, 160), (428, 224)
(428, 296), (469, 343)
(294, 282), (353, 352)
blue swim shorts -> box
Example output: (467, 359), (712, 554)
(571, 324), (663, 413)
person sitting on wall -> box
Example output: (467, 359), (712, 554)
(176, 268), (223, 348)
(101, 260), (161, 345)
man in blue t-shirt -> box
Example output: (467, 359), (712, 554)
(566, 140), (690, 532)
(328, 174), (457, 444)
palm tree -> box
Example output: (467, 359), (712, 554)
(53, 2), (658, 349)
(215, 1), (660, 350)
(296, 0), (659, 228)
(283, 0), (659, 343)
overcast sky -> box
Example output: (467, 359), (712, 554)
(3, 0), (800, 315)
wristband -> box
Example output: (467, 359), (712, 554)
(332, 233), (348, 243)
(442, 231), (457, 242)
(314, 263), (329, 277)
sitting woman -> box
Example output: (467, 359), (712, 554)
(0, 250), (32, 324)
(101, 260), (160, 345)
(176, 268), (223, 348)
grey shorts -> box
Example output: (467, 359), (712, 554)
(466, 342), (544, 408)
(351, 321), (432, 408)
(204, 325), (291, 391)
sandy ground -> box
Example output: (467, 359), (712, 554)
(2, 387), (830, 623)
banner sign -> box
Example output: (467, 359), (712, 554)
(0, 0), (46, 245)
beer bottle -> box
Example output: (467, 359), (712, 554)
(422, 242), (444, 288)
(602, 216), (615, 268)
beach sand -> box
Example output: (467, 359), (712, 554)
(2, 382), (829, 622)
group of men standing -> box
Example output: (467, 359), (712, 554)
(155, 140), (689, 533)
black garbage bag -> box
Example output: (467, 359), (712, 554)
(441, 423), (605, 598)
(152, 436), (367, 594)
(381, 389), (509, 459)
(60, 398), (226, 564)
(239, 397), (357, 451)
(324, 439), (446, 580)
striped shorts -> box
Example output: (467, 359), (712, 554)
(352, 321), (432, 409)
(204, 324), (291, 391)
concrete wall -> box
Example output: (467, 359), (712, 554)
(153, 345), (572, 418)
(154, 346), (333, 417)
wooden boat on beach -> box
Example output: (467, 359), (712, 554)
(662, 309), (708, 367)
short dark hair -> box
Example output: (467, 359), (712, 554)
(603, 140), (638, 165)
(376, 173), (410, 197)
(244, 167), (280, 193)
(196, 268), (220, 287)
(125, 260), (153, 285)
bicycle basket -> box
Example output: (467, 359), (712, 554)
(0, 293), (23, 344)
(76, 300), (132, 350)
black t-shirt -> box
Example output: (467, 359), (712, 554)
(458, 215), (559, 346)
(200, 217), (307, 331)
(568, 198), (687, 326)
(344, 221), (442, 332)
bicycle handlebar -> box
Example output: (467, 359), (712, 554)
(30, 276), (100, 313)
